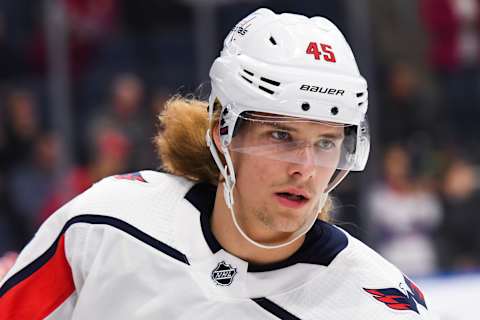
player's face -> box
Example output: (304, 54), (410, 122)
(229, 120), (343, 243)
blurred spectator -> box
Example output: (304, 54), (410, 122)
(2, 88), (40, 166)
(367, 145), (443, 276)
(379, 62), (435, 145)
(8, 133), (59, 233)
(370, 0), (429, 76)
(39, 126), (131, 222)
(0, 175), (30, 253)
(420, 0), (480, 147)
(370, 0), (439, 146)
(438, 157), (480, 270)
(1, 88), (33, 249)
(87, 73), (153, 169)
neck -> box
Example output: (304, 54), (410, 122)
(211, 185), (305, 265)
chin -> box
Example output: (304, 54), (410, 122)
(271, 211), (310, 233)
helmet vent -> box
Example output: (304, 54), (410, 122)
(259, 86), (274, 95)
(241, 75), (253, 84)
(240, 68), (280, 95)
(269, 36), (277, 45)
(243, 69), (254, 76)
(260, 77), (280, 86)
(356, 91), (367, 108)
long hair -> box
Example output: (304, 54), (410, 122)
(154, 96), (332, 221)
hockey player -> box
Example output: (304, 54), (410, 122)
(0, 8), (435, 319)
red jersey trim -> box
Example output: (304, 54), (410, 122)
(0, 235), (75, 319)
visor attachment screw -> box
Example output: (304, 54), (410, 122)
(301, 102), (310, 111)
(330, 106), (339, 115)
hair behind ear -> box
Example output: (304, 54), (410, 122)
(155, 96), (219, 184)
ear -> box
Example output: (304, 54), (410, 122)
(211, 122), (224, 154)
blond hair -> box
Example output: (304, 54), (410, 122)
(154, 96), (332, 221)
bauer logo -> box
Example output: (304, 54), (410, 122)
(300, 84), (345, 96)
(211, 261), (237, 286)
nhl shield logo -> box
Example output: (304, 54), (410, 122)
(211, 261), (237, 286)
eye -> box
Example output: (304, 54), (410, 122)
(315, 138), (336, 150)
(271, 130), (291, 141)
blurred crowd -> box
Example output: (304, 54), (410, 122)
(1, 0), (480, 278)
(363, 0), (480, 275)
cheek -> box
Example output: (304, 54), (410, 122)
(234, 154), (275, 189)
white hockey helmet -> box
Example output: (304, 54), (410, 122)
(206, 8), (369, 248)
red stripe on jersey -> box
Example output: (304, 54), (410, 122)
(0, 235), (75, 319)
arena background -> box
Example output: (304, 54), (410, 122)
(0, 0), (479, 318)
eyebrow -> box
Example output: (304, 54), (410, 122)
(265, 122), (345, 139)
(268, 122), (298, 132)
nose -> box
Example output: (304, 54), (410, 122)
(287, 145), (316, 180)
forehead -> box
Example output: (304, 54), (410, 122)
(239, 113), (346, 137)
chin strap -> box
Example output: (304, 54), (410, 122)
(206, 129), (235, 208)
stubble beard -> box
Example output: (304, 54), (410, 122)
(233, 181), (322, 242)
(252, 199), (319, 235)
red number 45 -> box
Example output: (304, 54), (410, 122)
(306, 42), (336, 62)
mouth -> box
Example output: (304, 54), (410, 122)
(274, 189), (310, 208)
(276, 192), (307, 201)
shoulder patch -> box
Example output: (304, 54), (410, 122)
(114, 172), (147, 183)
(364, 275), (427, 314)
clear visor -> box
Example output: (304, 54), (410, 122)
(228, 112), (358, 171)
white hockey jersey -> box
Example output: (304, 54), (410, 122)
(0, 171), (435, 319)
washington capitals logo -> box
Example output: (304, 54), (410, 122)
(115, 172), (147, 183)
(211, 261), (237, 286)
(364, 276), (427, 314)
